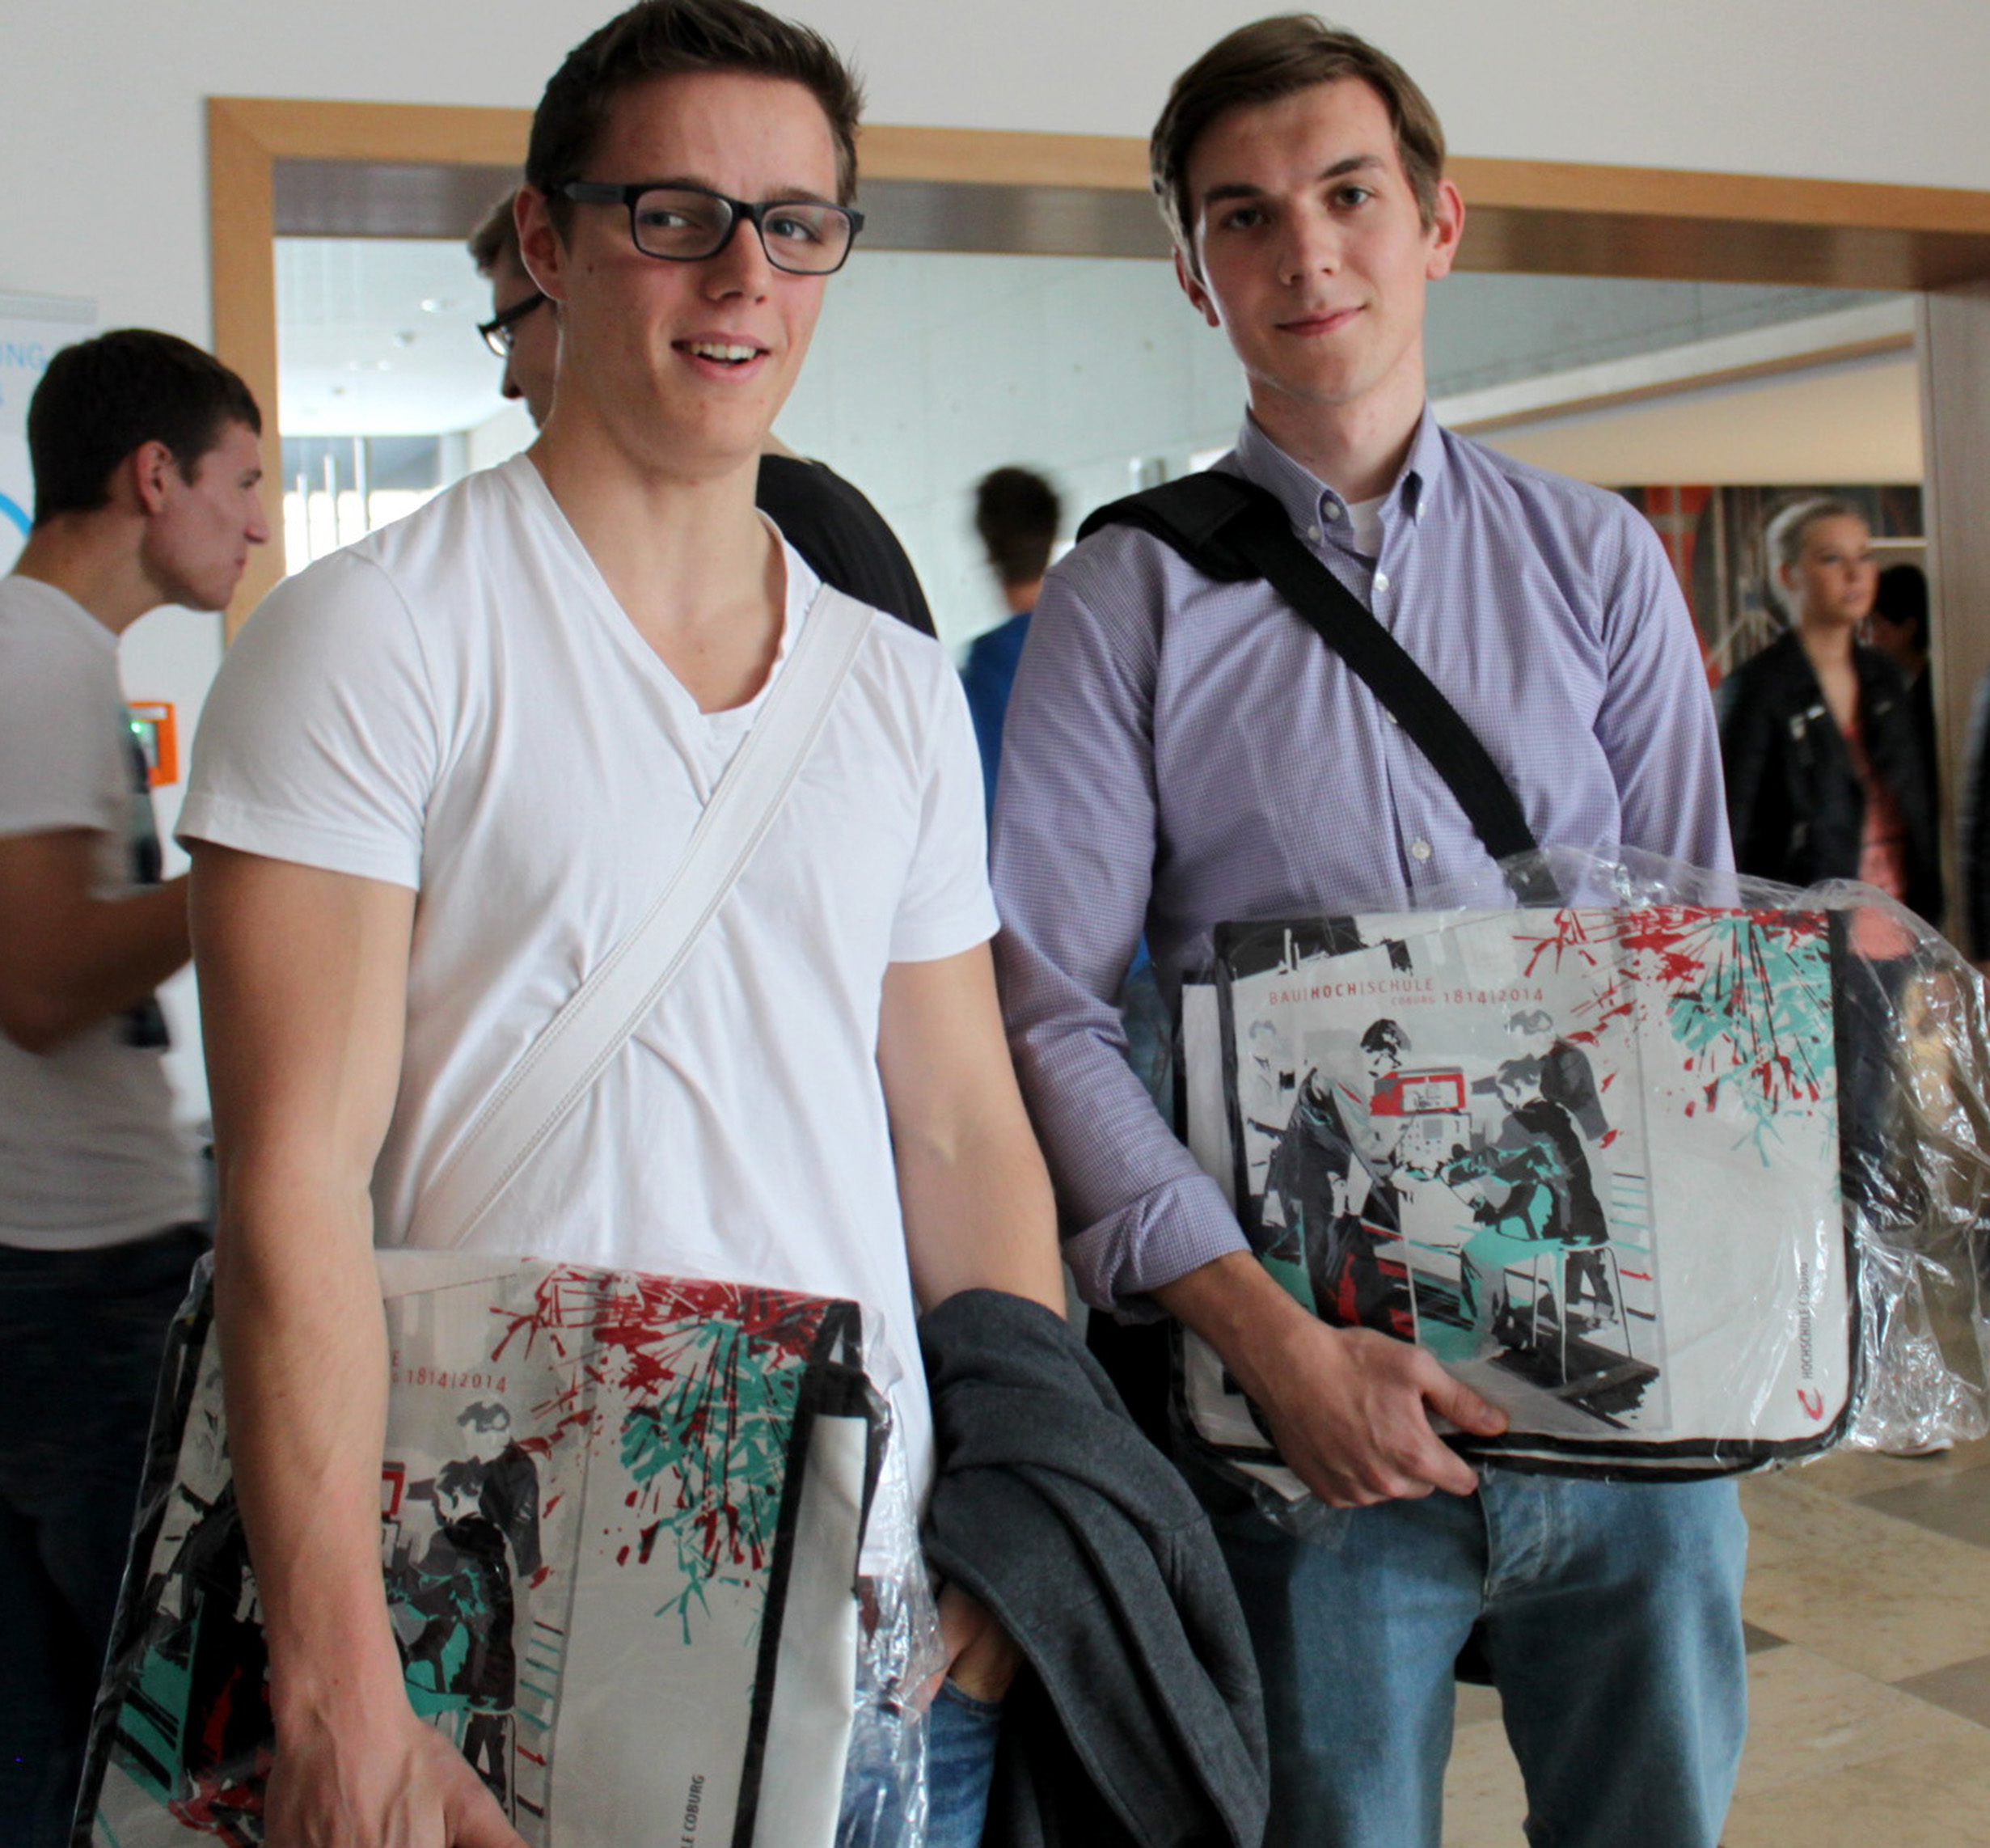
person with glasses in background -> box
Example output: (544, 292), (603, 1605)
(469, 179), (936, 635)
(180, 4), (1067, 1843)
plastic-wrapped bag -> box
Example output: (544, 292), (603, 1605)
(74, 1252), (941, 1848)
(1170, 847), (1988, 1518)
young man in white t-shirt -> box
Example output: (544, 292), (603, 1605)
(179, 5), (1063, 1845)
(0, 328), (268, 1848)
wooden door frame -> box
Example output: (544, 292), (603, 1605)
(209, 93), (1990, 632)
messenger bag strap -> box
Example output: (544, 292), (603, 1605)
(1077, 472), (1561, 905)
(418, 587), (873, 1250)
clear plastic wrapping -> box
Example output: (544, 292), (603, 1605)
(1168, 848), (1988, 1524)
(836, 1433), (949, 1848)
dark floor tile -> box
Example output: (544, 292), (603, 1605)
(1895, 1652), (1990, 1727)
(1860, 1470), (1990, 1549)
(1743, 1621), (1788, 1655)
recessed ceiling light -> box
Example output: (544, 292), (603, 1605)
(420, 297), (454, 315)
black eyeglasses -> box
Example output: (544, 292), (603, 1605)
(558, 181), (864, 276)
(477, 291), (548, 357)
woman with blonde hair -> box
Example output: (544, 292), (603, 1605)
(1717, 498), (1941, 925)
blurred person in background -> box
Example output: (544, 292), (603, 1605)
(960, 463), (1061, 816)
(1866, 559), (1937, 805)
(1719, 498), (1941, 928)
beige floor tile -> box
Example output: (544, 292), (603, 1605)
(1738, 1519), (1808, 1569)
(1720, 1735), (1990, 1848)
(1740, 1470), (1920, 1556)
(1453, 1678), (1503, 1730)
(1733, 1643), (1989, 1798)
(1439, 1716), (1527, 1848)
(1794, 1435), (1990, 1499)
(1743, 1523), (1990, 1680)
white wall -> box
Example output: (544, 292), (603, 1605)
(6, 0), (1990, 348)
(778, 252), (1236, 646)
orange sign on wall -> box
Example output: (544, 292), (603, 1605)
(127, 702), (178, 788)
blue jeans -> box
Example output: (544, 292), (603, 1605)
(926, 1682), (1003, 1848)
(839, 1678), (1003, 1848)
(0, 1225), (206, 1848)
(1208, 1466), (1747, 1848)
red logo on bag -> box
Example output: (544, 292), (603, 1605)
(1797, 1388), (1824, 1420)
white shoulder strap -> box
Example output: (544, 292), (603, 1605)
(417, 589), (873, 1250)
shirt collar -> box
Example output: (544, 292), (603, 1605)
(1229, 404), (1448, 535)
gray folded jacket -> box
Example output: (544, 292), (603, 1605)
(919, 1290), (1269, 1848)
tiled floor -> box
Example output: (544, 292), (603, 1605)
(1439, 1436), (1990, 1846)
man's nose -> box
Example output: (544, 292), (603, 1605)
(1280, 207), (1342, 285)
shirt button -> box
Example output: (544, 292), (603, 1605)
(1307, 525), (1321, 542)
(1409, 839), (1433, 861)
(1325, 501), (1343, 520)
(1386, 711), (1401, 726)
(1375, 571), (1391, 591)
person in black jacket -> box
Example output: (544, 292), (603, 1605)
(1717, 499), (1943, 927)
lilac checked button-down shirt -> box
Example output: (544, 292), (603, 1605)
(991, 407), (1733, 1312)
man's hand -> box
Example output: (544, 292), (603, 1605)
(265, 1702), (527, 1848)
(1248, 1317), (1506, 1506)
(1157, 1250), (1507, 1508)
(934, 1583), (1020, 1705)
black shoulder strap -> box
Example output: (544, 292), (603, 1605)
(1079, 473), (1560, 905)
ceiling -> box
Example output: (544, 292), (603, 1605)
(1473, 349), (1921, 486)
(278, 238), (509, 439)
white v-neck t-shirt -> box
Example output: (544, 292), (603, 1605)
(180, 454), (996, 1503)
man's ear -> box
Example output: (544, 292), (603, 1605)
(127, 440), (180, 516)
(516, 185), (568, 304)
(1174, 244), (1220, 330)
(1423, 177), (1466, 282)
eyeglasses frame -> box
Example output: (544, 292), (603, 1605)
(476, 290), (549, 358)
(556, 180), (865, 276)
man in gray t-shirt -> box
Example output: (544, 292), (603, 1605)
(0, 328), (266, 1848)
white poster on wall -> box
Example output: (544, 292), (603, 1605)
(0, 292), (97, 573)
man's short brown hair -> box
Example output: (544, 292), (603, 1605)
(468, 190), (522, 278)
(526, 0), (864, 230)
(1151, 15), (1447, 267)
(27, 329), (260, 523)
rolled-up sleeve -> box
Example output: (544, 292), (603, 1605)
(1595, 509), (1734, 873)
(990, 544), (1247, 1313)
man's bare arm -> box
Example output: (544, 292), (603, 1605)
(877, 942), (1067, 1698)
(192, 844), (522, 1848)
(876, 943), (1065, 1319)
(0, 829), (189, 1051)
